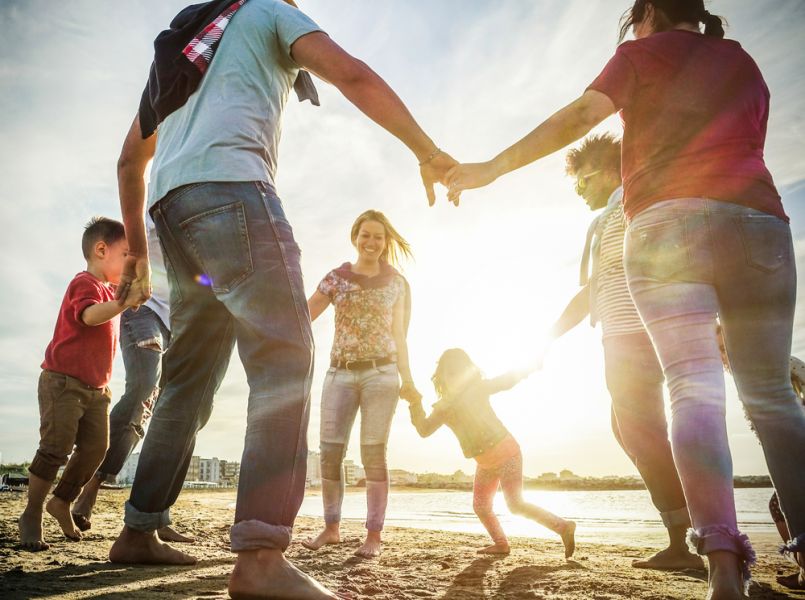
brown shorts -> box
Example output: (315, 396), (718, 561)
(29, 370), (111, 501)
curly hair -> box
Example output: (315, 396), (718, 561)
(565, 133), (621, 178)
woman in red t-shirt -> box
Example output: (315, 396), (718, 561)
(446, 0), (804, 596)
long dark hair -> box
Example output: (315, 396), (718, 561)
(619, 0), (726, 42)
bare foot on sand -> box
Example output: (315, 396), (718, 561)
(354, 531), (383, 558)
(158, 525), (195, 543)
(71, 513), (92, 532)
(109, 526), (196, 565)
(477, 542), (511, 555)
(45, 497), (81, 541)
(561, 521), (576, 559)
(302, 525), (340, 551)
(706, 551), (746, 600)
(632, 546), (705, 571)
(229, 548), (344, 599)
(18, 510), (49, 551)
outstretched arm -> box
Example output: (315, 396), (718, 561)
(445, 90), (615, 203)
(290, 32), (457, 206)
(117, 114), (157, 307)
(408, 399), (446, 438)
(549, 285), (591, 341)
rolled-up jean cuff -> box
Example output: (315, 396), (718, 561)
(230, 519), (293, 552)
(688, 526), (756, 587)
(780, 532), (805, 557)
(124, 500), (171, 532)
(660, 506), (691, 529)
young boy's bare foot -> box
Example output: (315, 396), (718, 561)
(354, 531), (382, 558)
(477, 542), (511, 555)
(632, 546), (705, 570)
(229, 548), (344, 599)
(45, 497), (81, 541)
(157, 525), (195, 543)
(18, 511), (49, 551)
(109, 526), (196, 565)
(560, 520), (576, 559)
(301, 525), (340, 551)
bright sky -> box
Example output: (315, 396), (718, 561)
(1, 1), (804, 479)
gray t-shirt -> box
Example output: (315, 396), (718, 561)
(147, 0), (323, 207)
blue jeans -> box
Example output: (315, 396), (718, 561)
(319, 364), (400, 531)
(96, 306), (169, 480)
(125, 182), (314, 552)
(625, 198), (805, 572)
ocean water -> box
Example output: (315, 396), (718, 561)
(297, 487), (782, 549)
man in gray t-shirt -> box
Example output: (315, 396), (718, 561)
(113, 1), (455, 598)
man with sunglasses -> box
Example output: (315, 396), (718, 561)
(546, 134), (702, 571)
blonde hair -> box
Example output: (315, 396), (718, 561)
(431, 348), (483, 401)
(350, 210), (413, 266)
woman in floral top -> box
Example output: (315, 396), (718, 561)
(302, 210), (419, 558)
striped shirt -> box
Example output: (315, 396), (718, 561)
(589, 191), (645, 339)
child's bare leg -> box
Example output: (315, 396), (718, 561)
(19, 473), (52, 551)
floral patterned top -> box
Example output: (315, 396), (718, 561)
(318, 262), (407, 362)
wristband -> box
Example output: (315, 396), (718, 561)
(418, 148), (443, 167)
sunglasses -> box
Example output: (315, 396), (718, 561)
(575, 169), (603, 194)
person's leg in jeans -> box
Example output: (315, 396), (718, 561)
(625, 199), (754, 596)
(604, 332), (702, 570)
(498, 449), (575, 557)
(168, 183), (332, 598)
(302, 369), (360, 551)
(472, 463), (508, 553)
(73, 306), (169, 529)
(713, 207), (805, 583)
(110, 184), (237, 566)
(355, 363), (399, 557)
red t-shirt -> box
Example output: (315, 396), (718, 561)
(587, 30), (785, 222)
(42, 272), (119, 388)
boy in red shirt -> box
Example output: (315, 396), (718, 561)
(19, 217), (135, 551)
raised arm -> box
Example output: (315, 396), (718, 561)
(290, 32), (457, 206)
(446, 90), (616, 203)
(117, 114), (157, 306)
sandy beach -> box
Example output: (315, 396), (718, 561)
(1, 488), (803, 600)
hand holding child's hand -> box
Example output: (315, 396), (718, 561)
(117, 256), (152, 309)
(400, 381), (422, 404)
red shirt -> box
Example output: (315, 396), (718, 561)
(588, 30), (785, 222)
(42, 272), (119, 388)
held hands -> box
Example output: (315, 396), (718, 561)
(116, 255), (152, 310)
(445, 160), (501, 206)
(399, 380), (423, 404)
(420, 151), (459, 206)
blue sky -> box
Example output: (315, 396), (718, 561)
(1, 1), (804, 477)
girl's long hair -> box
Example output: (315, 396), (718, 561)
(432, 348), (483, 401)
(350, 210), (413, 267)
